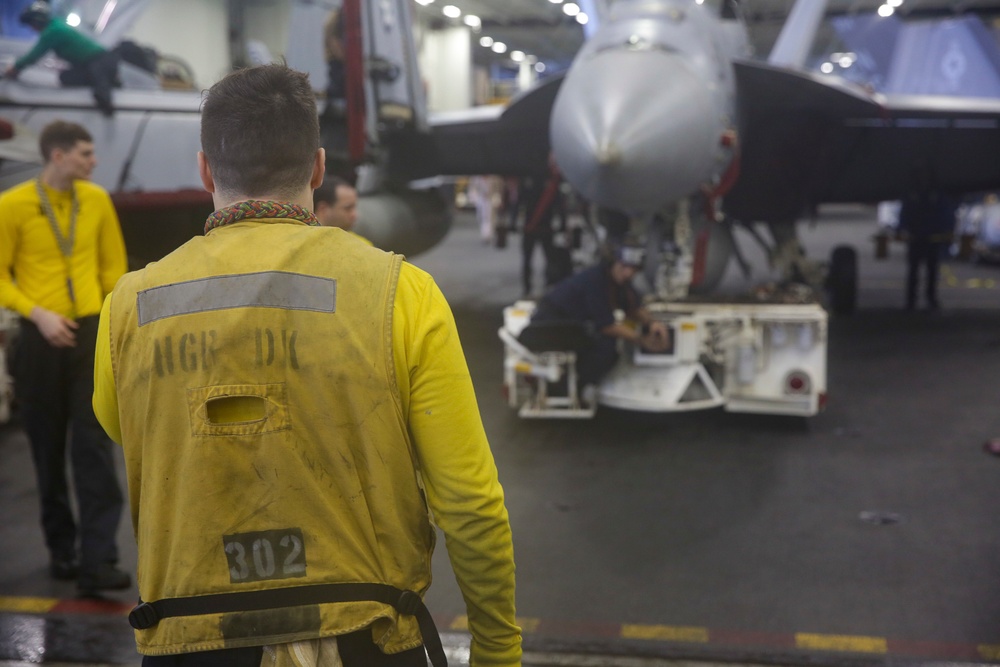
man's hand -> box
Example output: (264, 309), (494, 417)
(3, 66), (19, 80)
(30, 307), (78, 348)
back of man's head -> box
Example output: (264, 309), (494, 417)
(39, 120), (92, 163)
(201, 64), (319, 200)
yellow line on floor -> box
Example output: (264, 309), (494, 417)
(940, 267), (999, 290)
(795, 633), (888, 654)
(621, 624), (709, 643)
(0, 596), (59, 614)
(978, 644), (1000, 660)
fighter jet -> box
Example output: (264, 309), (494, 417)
(400, 0), (1000, 312)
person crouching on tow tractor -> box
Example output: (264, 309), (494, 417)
(528, 244), (672, 393)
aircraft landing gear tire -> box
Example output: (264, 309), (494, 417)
(827, 245), (857, 315)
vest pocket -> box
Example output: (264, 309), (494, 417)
(188, 383), (291, 436)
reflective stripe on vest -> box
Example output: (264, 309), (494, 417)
(136, 272), (337, 326)
(109, 223), (433, 656)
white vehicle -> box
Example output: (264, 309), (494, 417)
(500, 298), (828, 419)
(0, 307), (17, 425)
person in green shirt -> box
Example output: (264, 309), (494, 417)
(4, 1), (119, 116)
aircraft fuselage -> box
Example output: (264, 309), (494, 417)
(550, 0), (749, 215)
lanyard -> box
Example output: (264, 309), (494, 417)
(35, 178), (79, 314)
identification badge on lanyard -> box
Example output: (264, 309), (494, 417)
(35, 179), (79, 315)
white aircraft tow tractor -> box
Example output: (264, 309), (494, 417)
(499, 296), (828, 419)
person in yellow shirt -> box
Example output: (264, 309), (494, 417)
(0, 120), (129, 591)
(93, 64), (520, 667)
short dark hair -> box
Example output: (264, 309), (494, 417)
(39, 121), (92, 163)
(200, 64), (319, 199)
(313, 176), (352, 207)
(19, 1), (51, 29)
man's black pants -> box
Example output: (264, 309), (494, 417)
(12, 316), (123, 570)
(60, 51), (119, 116)
(522, 230), (556, 296)
(906, 240), (944, 309)
(140, 628), (428, 666)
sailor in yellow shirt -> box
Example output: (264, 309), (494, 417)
(0, 120), (129, 592)
(92, 65), (520, 667)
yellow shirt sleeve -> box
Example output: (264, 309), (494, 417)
(393, 262), (521, 667)
(93, 292), (121, 444)
(96, 190), (128, 295)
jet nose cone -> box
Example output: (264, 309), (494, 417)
(551, 49), (722, 213)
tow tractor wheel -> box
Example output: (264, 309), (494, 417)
(827, 245), (858, 315)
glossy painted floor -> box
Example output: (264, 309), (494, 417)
(2, 207), (1000, 666)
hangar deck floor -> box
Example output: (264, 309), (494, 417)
(2, 206), (1000, 667)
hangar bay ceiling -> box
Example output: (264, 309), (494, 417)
(411, 0), (1000, 74)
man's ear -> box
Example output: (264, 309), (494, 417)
(197, 151), (215, 193)
(48, 147), (65, 168)
(310, 148), (326, 190)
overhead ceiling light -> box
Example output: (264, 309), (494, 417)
(511, 50), (525, 62)
(442, 4), (461, 18)
(820, 62), (834, 74)
(492, 41), (507, 54)
(479, 36), (494, 47)
(66, 12), (82, 26)
(535, 62), (547, 73)
(415, 0), (435, 5)
(94, 0), (118, 33)
(576, 12), (589, 24)
(877, 4), (894, 16)
(563, 3), (581, 17)
(888, 0), (904, 5)
(548, 0), (563, 3)
(463, 14), (481, 28)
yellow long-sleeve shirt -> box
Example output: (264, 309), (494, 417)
(93, 259), (521, 667)
(0, 178), (127, 319)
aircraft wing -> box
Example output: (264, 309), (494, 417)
(725, 59), (1000, 222)
(386, 74), (563, 181)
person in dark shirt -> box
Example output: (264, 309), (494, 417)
(529, 245), (670, 387)
(518, 159), (572, 296)
(4, 2), (119, 116)
(323, 8), (346, 116)
(897, 167), (957, 311)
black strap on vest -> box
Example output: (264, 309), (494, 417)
(128, 582), (447, 667)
